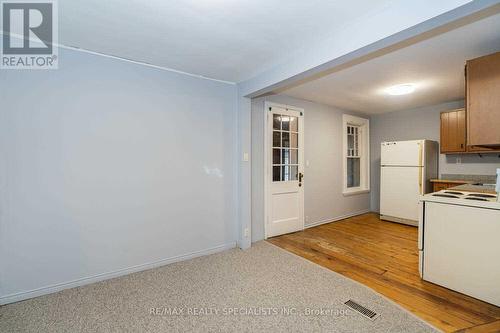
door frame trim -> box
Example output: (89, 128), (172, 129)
(263, 101), (305, 239)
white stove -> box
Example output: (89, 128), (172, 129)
(418, 188), (500, 306)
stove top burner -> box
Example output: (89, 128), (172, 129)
(444, 191), (465, 195)
(466, 193), (496, 198)
(464, 197), (489, 201)
(432, 194), (459, 198)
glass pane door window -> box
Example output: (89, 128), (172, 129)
(272, 114), (299, 182)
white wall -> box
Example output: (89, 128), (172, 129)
(251, 94), (371, 242)
(237, 95), (252, 249)
(0, 48), (238, 303)
(370, 100), (500, 211)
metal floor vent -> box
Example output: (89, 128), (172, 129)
(344, 300), (380, 320)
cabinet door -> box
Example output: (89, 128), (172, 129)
(440, 112), (451, 153)
(467, 52), (500, 146)
(432, 183), (445, 192)
(455, 109), (466, 151)
(440, 109), (466, 153)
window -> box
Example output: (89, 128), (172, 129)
(347, 125), (361, 188)
(343, 115), (370, 195)
(272, 113), (299, 182)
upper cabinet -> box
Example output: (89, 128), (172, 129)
(440, 109), (466, 153)
(440, 52), (500, 154)
(466, 52), (500, 147)
(440, 108), (500, 154)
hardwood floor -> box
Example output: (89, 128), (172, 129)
(267, 213), (500, 333)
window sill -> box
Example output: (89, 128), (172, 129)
(342, 189), (370, 196)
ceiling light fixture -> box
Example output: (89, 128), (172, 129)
(385, 84), (415, 96)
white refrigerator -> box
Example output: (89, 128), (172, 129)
(380, 140), (438, 226)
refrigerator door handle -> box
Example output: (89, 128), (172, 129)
(418, 142), (423, 166)
(419, 167), (423, 195)
(418, 143), (423, 195)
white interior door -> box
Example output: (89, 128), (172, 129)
(380, 166), (422, 221)
(266, 104), (304, 238)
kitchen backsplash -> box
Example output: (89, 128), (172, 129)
(441, 174), (497, 184)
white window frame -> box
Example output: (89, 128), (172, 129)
(342, 114), (370, 196)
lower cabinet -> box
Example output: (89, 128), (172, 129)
(431, 182), (467, 192)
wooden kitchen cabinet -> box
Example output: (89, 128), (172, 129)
(431, 180), (469, 192)
(440, 109), (466, 153)
(440, 107), (500, 154)
(432, 182), (450, 192)
(466, 51), (500, 147)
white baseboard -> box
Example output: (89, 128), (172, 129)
(0, 242), (236, 305)
(305, 209), (371, 229)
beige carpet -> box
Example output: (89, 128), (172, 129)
(0, 241), (437, 332)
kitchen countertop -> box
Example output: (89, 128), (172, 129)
(449, 184), (497, 194)
(430, 174), (497, 186)
(430, 179), (474, 184)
